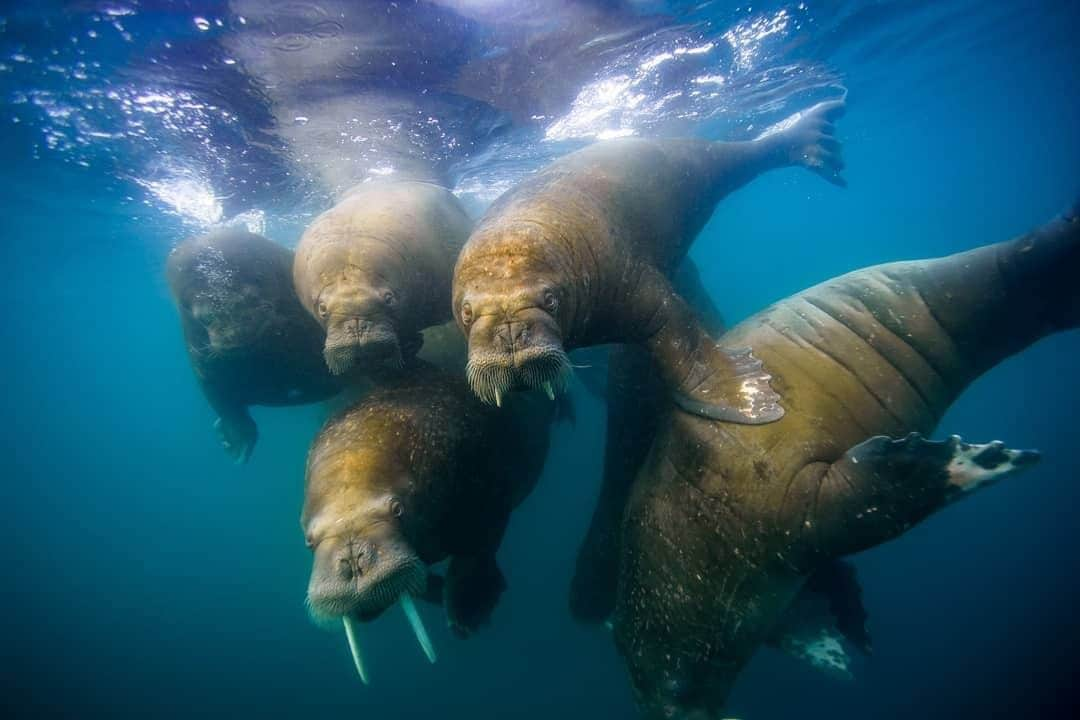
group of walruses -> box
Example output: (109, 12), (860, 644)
(167, 97), (1078, 717)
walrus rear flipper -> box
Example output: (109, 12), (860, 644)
(767, 560), (870, 679)
(813, 434), (1040, 559)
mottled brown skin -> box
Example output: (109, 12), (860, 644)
(294, 180), (473, 376)
(614, 203), (1079, 718)
(166, 228), (341, 462)
(570, 257), (727, 624)
(452, 99), (847, 421)
(302, 361), (556, 636)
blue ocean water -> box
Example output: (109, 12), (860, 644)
(3, 1), (1078, 718)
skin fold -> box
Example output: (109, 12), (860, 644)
(612, 202), (1079, 718)
(166, 228), (342, 462)
(294, 180), (473, 377)
(452, 98), (847, 423)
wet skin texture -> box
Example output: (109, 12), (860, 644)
(612, 203), (1079, 718)
(166, 228), (342, 462)
(294, 180), (473, 376)
(302, 361), (557, 636)
(452, 99), (846, 420)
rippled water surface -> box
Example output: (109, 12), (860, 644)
(4, 1), (1079, 718)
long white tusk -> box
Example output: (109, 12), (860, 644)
(542, 381), (555, 401)
(400, 594), (437, 663)
(342, 615), (370, 684)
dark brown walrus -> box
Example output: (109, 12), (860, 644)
(452, 98), (846, 422)
(302, 360), (559, 683)
(612, 201), (1079, 718)
(166, 228), (342, 462)
(294, 180), (473, 376)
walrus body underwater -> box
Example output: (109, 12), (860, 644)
(301, 360), (560, 682)
(452, 98), (846, 420)
(294, 180), (473, 376)
(166, 228), (341, 462)
(612, 202), (1080, 718)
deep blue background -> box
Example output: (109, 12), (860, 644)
(3, 1), (1079, 718)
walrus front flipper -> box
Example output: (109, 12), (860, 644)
(814, 434), (1040, 558)
(637, 267), (783, 424)
(212, 410), (257, 464)
(444, 554), (507, 638)
(766, 560), (871, 679)
(671, 346), (784, 423)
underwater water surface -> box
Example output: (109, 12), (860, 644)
(3, 1), (1079, 718)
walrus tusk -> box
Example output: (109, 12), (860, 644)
(542, 382), (555, 401)
(400, 594), (437, 663)
(342, 615), (369, 684)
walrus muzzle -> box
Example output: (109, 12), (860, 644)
(465, 311), (571, 405)
(323, 317), (403, 375)
(306, 535), (425, 622)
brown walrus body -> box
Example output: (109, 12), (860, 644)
(166, 228), (341, 462)
(294, 180), (473, 375)
(613, 203), (1080, 718)
(302, 361), (558, 677)
(452, 98), (846, 421)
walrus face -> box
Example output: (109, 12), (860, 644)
(315, 279), (404, 375)
(189, 284), (274, 354)
(457, 280), (572, 405)
(304, 493), (425, 624)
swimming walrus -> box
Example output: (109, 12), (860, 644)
(302, 360), (559, 682)
(294, 180), (473, 375)
(166, 228), (342, 462)
(451, 97), (846, 420)
(612, 201), (1079, 718)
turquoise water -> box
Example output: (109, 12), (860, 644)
(4, 1), (1079, 717)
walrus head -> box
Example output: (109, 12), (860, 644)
(313, 271), (409, 375)
(187, 284), (275, 355)
(302, 411), (444, 681)
(454, 250), (573, 406)
(167, 233), (286, 357)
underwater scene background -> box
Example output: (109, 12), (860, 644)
(3, 1), (1079, 717)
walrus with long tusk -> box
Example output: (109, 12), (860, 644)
(612, 201), (1079, 718)
(166, 228), (342, 462)
(452, 98), (847, 418)
(294, 180), (473, 376)
(302, 360), (559, 682)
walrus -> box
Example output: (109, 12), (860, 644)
(612, 201), (1079, 718)
(294, 180), (473, 375)
(452, 97), (846, 422)
(302, 360), (559, 682)
(166, 228), (342, 462)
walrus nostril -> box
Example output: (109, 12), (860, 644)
(338, 557), (354, 581)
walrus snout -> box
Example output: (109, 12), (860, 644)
(464, 310), (571, 405)
(307, 535), (425, 623)
(323, 316), (403, 375)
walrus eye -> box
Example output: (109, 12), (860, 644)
(390, 498), (404, 518)
(542, 290), (559, 313)
(383, 290), (396, 307)
(460, 302), (473, 325)
(317, 301), (329, 318)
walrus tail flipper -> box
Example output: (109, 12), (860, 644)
(812, 434), (1040, 559)
(767, 560), (870, 679)
(756, 96), (847, 188)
